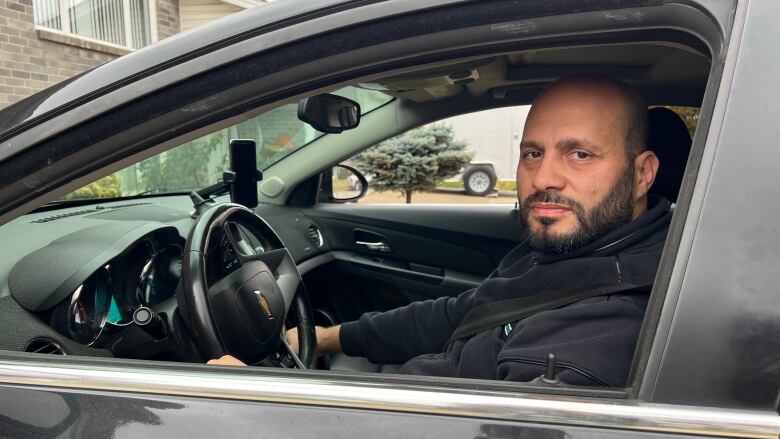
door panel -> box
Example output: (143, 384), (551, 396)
(302, 203), (523, 323)
(0, 384), (729, 439)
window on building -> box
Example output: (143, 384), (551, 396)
(33, 0), (156, 49)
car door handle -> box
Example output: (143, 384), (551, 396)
(355, 240), (391, 252)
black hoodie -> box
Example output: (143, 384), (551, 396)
(340, 197), (672, 386)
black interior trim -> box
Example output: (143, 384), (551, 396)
(332, 251), (482, 291)
(625, 27), (731, 401)
(287, 174), (321, 208)
(306, 205), (521, 272)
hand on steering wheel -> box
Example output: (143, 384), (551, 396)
(179, 203), (317, 368)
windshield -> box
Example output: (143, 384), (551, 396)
(61, 86), (392, 201)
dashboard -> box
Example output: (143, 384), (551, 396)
(0, 196), (329, 360)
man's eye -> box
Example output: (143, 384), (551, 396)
(572, 151), (591, 160)
(522, 151), (542, 160)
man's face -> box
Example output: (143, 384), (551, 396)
(517, 87), (638, 254)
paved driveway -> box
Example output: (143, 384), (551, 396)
(359, 189), (517, 205)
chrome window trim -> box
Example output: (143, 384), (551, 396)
(0, 359), (778, 438)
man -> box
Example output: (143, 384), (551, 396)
(211, 75), (669, 386)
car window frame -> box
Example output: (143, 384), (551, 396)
(0, 0), (740, 411)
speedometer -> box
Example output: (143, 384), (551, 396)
(65, 237), (184, 346)
(137, 244), (183, 307)
(68, 267), (112, 345)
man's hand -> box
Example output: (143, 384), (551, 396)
(207, 355), (247, 366)
(285, 325), (342, 357)
(207, 325), (342, 365)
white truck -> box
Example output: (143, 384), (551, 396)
(446, 105), (530, 195)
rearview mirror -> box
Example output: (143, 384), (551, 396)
(297, 94), (361, 134)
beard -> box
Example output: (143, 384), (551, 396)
(519, 165), (636, 255)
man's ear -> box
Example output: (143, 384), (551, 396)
(633, 150), (660, 200)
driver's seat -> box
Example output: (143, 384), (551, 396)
(647, 107), (693, 203)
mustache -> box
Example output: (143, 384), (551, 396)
(522, 191), (583, 212)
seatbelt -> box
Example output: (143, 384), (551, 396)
(447, 281), (653, 344)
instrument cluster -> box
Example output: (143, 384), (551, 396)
(62, 236), (183, 346)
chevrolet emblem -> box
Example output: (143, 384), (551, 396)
(254, 290), (274, 320)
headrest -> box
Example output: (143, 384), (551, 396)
(647, 107), (692, 202)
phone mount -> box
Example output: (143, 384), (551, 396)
(190, 139), (262, 217)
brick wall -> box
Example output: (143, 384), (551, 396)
(157, 0), (180, 40)
(0, 0), (180, 110)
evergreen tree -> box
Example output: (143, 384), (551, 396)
(354, 123), (472, 203)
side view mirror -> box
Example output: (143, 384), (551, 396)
(322, 164), (368, 203)
(297, 94), (361, 134)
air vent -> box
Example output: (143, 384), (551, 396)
(307, 224), (324, 247)
(30, 202), (151, 223)
(31, 209), (95, 223)
(25, 337), (65, 355)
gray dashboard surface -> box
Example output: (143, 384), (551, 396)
(9, 222), (178, 312)
(0, 200), (194, 301)
(0, 196), (325, 310)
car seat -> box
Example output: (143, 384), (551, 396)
(647, 107), (693, 203)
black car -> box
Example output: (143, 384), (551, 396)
(0, 0), (778, 437)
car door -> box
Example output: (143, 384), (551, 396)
(2, 0), (778, 438)
(303, 202), (522, 322)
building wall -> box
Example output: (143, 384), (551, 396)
(158, 0), (181, 39)
(180, 0), (241, 32)
(0, 0), (181, 110)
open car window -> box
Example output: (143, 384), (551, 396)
(15, 36), (711, 392)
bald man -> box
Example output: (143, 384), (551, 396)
(212, 75), (670, 387)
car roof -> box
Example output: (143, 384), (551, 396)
(363, 44), (710, 107)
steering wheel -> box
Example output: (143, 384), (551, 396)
(179, 203), (317, 368)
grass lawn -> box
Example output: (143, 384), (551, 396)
(437, 180), (516, 191)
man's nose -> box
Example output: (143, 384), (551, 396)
(532, 155), (566, 192)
